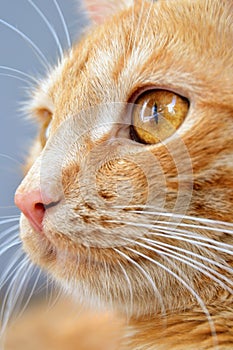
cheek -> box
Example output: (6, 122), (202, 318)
(61, 153), (150, 208)
(95, 159), (149, 207)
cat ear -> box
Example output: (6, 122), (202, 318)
(83, 0), (133, 24)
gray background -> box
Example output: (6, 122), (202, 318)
(0, 0), (85, 291)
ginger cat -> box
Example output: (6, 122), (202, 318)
(3, 0), (233, 349)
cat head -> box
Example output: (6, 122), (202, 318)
(15, 0), (233, 317)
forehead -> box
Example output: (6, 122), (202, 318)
(33, 0), (232, 124)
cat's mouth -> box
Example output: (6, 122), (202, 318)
(19, 213), (56, 259)
(20, 212), (123, 268)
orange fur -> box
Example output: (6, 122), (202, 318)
(10, 0), (233, 349)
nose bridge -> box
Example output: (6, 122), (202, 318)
(15, 156), (42, 196)
(15, 151), (62, 204)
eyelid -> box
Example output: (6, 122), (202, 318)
(128, 86), (189, 105)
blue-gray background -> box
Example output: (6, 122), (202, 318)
(0, 0), (85, 292)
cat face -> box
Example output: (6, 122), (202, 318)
(15, 0), (233, 317)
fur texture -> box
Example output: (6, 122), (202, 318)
(9, 0), (233, 349)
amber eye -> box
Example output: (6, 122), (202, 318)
(130, 90), (189, 144)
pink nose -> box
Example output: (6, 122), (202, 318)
(14, 190), (56, 232)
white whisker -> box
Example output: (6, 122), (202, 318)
(0, 206), (20, 209)
(0, 249), (24, 290)
(0, 223), (19, 234)
(147, 230), (233, 256)
(125, 238), (233, 295)
(0, 215), (20, 219)
(0, 236), (20, 257)
(131, 0), (146, 55)
(0, 19), (48, 69)
(52, 0), (71, 48)
(126, 3), (135, 59)
(0, 65), (39, 84)
(18, 267), (42, 319)
(114, 205), (233, 227)
(0, 226), (19, 243)
(114, 247), (166, 316)
(124, 245), (218, 349)
(0, 219), (20, 226)
(147, 226), (233, 251)
(119, 205), (233, 227)
(108, 219), (233, 254)
(46, 281), (63, 311)
(27, 0), (64, 59)
(0, 73), (33, 85)
(0, 229), (19, 246)
(142, 237), (233, 276)
(0, 246), (24, 291)
(0, 256), (31, 335)
(136, 0), (154, 52)
(9, 263), (35, 319)
(45, 274), (53, 305)
(117, 260), (134, 317)
(131, 213), (233, 235)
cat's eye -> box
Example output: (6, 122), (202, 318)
(130, 90), (189, 144)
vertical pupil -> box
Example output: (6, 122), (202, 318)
(152, 103), (158, 124)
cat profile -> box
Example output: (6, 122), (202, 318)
(3, 0), (233, 349)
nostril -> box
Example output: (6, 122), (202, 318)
(15, 190), (60, 233)
(34, 202), (46, 214)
